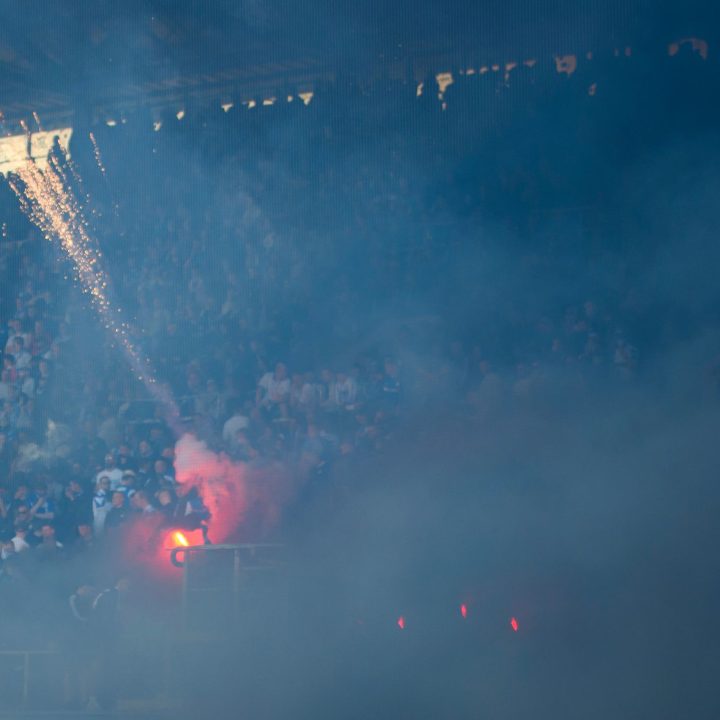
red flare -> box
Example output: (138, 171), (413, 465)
(397, 616), (405, 630)
(460, 604), (468, 619)
(161, 528), (204, 552)
(510, 617), (519, 632)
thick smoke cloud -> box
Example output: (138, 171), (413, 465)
(174, 433), (290, 543)
(0, 2), (719, 719)
(174, 433), (248, 543)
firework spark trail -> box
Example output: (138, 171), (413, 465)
(88, 132), (107, 177)
(88, 131), (121, 222)
(10, 151), (288, 544)
(48, 149), (95, 224)
(8, 154), (180, 431)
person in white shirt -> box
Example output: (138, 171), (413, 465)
(332, 371), (358, 409)
(299, 372), (320, 411)
(11, 526), (30, 553)
(17, 368), (35, 398)
(222, 399), (250, 448)
(95, 454), (123, 491)
(12, 336), (31, 370)
(93, 477), (113, 535)
(3, 319), (24, 355)
(317, 369), (336, 410)
(289, 373), (305, 413)
(0, 539), (15, 561)
(256, 362), (291, 418)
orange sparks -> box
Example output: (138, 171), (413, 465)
(9, 152), (180, 422)
(89, 132), (107, 177)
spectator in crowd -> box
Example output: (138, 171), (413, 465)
(35, 524), (63, 560)
(73, 523), (96, 553)
(0, 536), (15, 560)
(11, 336), (31, 370)
(92, 477), (113, 536)
(118, 470), (137, 499)
(96, 454), (123, 491)
(332, 371), (358, 410)
(256, 363), (291, 419)
(10, 524), (30, 553)
(130, 491), (156, 515)
(58, 479), (89, 541)
(156, 489), (177, 522)
(104, 493), (130, 531)
(223, 399), (251, 452)
(30, 483), (56, 524)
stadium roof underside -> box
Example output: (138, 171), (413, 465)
(0, 0), (715, 128)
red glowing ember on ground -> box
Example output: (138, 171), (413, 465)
(510, 617), (519, 632)
(460, 604), (468, 619)
(397, 616), (405, 630)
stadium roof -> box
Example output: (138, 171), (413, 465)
(0, 0), (714, 128)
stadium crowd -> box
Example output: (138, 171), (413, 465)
(0, 78), (650, 582)
(0, 222), (638, 568)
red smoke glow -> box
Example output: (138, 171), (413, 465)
(174, 434), (248, 543)
(120, 433), (291, 581)
(121, 516), (207, 580)
(121, 514), (179, 579)
(173, 433), (293, 542)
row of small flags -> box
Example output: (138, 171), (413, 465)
(105, 92), (316, 130)
(102, 35), (710, 127)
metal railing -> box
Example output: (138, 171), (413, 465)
(169, 542), (284, 631)
(0, 650), (58, 709)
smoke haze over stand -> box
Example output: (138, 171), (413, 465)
(0, 2), (718, 717)
(271, 373), (720, 719)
